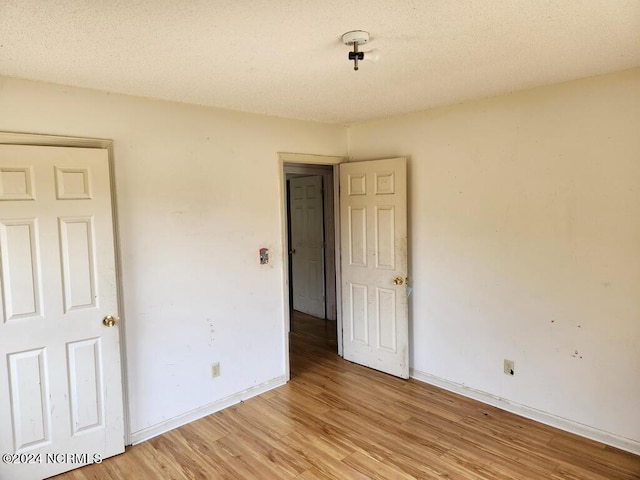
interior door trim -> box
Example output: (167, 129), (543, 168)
(278, 152), (345, 381)
(0, 131), (131, 446)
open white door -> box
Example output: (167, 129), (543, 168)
(340, 158), (408, 378)
(0, 145), (125, 480)
(289, 175), (326, 318)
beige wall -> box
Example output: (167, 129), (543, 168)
(0, 76), (347, 437)
(348, 68), (640, 447)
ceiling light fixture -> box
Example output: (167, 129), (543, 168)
(342, 30), (380, 71)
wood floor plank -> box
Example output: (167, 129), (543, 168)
(545, 432), (640, 479)
(52, 310), (640, 479)
(294, 468), (335, 480)
(550, 462), (619, 480)
(280, 430), (355, 463)
(213, 431), (304, 479)
(341, 450), (418, 480)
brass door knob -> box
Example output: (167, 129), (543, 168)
(103, 315), (117, 327)
(393, 277), (404, 285)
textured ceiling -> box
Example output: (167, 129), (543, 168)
(1, 1), (639, 124)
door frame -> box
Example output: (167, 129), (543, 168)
(0, 131), (131, 446)
(286, 167), (334, 320)
(279, 152), (345, 380)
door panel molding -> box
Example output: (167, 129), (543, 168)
(340, 157), (409, 378)
(289, 175), (326, 318)
(0, 132), (130, 446)
(0, 143), (124, 478)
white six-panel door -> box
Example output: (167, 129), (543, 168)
(340, 158), (409, 378)
(0, 145), (124, 480)
(289, 175), (326, 318)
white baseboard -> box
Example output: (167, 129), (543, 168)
(410, 368), (640, 456)
(130, 375), (287, 445)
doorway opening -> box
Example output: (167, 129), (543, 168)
(281, 154), (410, 380)
(284, 163), (339, 363)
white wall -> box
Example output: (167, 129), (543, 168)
(2, 68), (639, 451)
(0, 76), (346, 437)
(348, 69), (640, 448)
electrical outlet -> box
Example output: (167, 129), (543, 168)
(211, 362), (221, 378)
(504, 359), (515, 376)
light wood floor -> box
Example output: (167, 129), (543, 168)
(56, 310), (640, 479)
